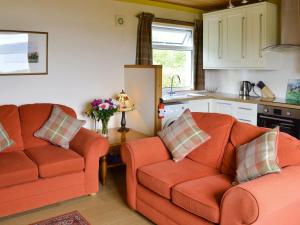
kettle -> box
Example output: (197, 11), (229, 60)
(239, 81), (253, 97)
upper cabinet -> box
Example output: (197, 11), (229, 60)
(203, 2), (278, 69)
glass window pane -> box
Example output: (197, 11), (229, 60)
(153, 49), (193, 89)
(152, 25), (193, 47)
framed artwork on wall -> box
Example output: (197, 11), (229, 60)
(0, 30), (48, 75)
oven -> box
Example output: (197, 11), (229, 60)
(257, 105), (300, 139)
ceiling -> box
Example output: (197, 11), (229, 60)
(150, 0), (252, 10)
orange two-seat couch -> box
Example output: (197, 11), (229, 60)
(0, 103), (109, 217)
(121, 112), (300, 225)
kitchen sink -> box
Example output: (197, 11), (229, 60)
(163, 92), (207, 100)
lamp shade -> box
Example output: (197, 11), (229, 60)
(115, 90), (134, 112)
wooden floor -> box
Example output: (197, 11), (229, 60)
(0, 167), (153, 225)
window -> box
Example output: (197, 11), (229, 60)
(152, 23), (194, 90)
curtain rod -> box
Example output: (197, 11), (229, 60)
(154, 17), (195, 27)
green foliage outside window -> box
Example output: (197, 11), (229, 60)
(153, 49), (190, 88)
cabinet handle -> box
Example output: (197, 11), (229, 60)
(238, 107), (252, 111)
(218, 20), (222, 59)
(259, 14), (263, 58)
(238, 118), (252, 123)
(242, 17), (246, 59)
(217, 102), (231, 106)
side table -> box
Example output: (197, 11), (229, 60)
(100, 128), (149, 185)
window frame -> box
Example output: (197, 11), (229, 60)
(152, 22), (195, 91)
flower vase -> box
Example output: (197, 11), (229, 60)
(101, 118), (109, 138)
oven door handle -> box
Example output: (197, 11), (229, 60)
(259, 115), (294, 123)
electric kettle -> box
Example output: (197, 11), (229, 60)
(239, 81), (253, 97)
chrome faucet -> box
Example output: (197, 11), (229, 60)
(168, 75), (181, 95)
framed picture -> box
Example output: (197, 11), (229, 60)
(0, 30), (48, 75)
(286, 79), (300, 103)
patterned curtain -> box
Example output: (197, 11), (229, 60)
(194, 20), (205, 90)
(136, 12), (155, 65)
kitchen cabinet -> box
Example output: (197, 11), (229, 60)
(203, 13), (224, 68)
(203, 2), (278, 69)
(210, 100), (257, 125)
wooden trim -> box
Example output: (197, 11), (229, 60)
(124, 65), (163, 69)
(0, 30), (48, 76)
(154, 18), (195, 27)
(154, 67), (162, 133)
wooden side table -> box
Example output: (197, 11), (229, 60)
(100, 128), (149, 185)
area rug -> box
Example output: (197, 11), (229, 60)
(29, 211), (90, 225)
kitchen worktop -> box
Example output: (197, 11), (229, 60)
(162, 91), (300, 110)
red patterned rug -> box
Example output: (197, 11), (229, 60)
(29, 211), (90, 225)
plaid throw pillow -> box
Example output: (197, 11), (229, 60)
(158, 109), (211, 162)
(0, 123), (14, 152)
(34, 105), (85, 149)
(236, 128), (281, 183)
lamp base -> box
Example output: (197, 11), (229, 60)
(118, 127), (130, 133)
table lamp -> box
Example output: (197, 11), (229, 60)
(115, 90), (134, 132)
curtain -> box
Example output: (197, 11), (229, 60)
(136, 12), (155, 65)
(194, 20), (205, 90)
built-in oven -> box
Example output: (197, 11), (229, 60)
(257, 105), (300, 139)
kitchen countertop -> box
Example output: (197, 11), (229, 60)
(162, 91), (300, 110)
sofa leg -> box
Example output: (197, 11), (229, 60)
(89, 193), (97, 196)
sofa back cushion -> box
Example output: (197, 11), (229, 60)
(222, 121), (300, 176)
(19, 104), (77, 149)
(0, 105), (23, 151)
(186, 113), (235, 169)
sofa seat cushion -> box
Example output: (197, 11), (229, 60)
(25, 145), (85, 178)
(0, 151), (38, 188)
(172, 174), (232, 223)
(137, 158), (219, 199)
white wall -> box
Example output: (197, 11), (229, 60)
(0, 0), (200, 128)
(205, 50), (300, 98)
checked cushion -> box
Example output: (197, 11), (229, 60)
(158, 109), (211, 162)
(0, 123), (14, 152)
(34, 105), (85, 149)
(236, 128), (281, 183)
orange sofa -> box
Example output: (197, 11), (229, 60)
(0, 103), (108, 217)
(121, 112), (300, 225)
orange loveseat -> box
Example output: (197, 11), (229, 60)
(121, 112), (300, 225)
(0, 103), (108, 217)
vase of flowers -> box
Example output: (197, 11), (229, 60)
(86, 98), (118, 137)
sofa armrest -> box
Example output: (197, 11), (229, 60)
(70, 128), (109, 194)
(121, 137), (170, 209)
(221, 166), (300, 225)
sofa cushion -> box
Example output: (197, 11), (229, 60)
(172, 174), (232, 223)
(0, 105), (23, 151)
(221, 142), (236, 177)
(0, 151), (38, 188)
(25, 145), (85, 178)
(0, 123), (14, 152)
(34, 105), (85, 149)
(19, 104), (77, 149)
(187, 113), (235, 169)
(137, 158), (219, 199)
(158, 109), (211, 162)
(228, 121), (300, 170)
(236, 128), (281, 183)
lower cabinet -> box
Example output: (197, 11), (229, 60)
(210, 100), (257, 125)
(162, 99), (257, 128)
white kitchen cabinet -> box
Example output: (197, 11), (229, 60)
(203, 13), (224, 68)
(188, 99), (210, 113)
(203, 2), (278, 69)
(210, 100), (235, 116)
(210, 100), (257, 125)
(223, 8), (247, 67)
